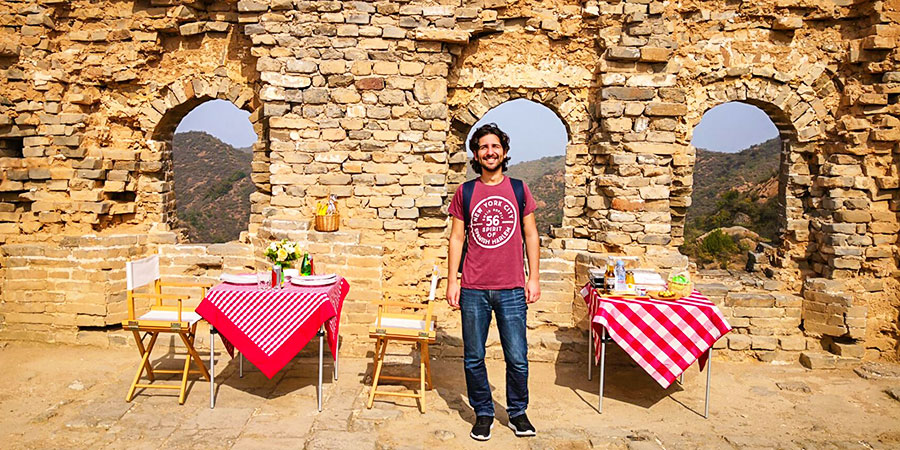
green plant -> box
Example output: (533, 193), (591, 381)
(204, 170), (247, 200)
(701, 230), (741, 268)
(701, 229), (737, 254)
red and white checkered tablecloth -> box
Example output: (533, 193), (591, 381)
(197, 277), (349, 379)
(580, 284), (731, 388)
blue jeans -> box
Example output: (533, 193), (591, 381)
(460, 287), (529, 419)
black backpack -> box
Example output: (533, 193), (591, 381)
(458, 178), (527, 274)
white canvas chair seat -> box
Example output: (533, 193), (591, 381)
(377, 317), (436, 330)
(367, 265), (440, 413)
(138, 310), (203, 325)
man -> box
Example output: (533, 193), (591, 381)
(446, 123), (541, 441)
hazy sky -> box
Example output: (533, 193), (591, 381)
(175, 99), (258, 148)
(690, 102), (779, 152)
(176, 98), (779, 160)
(465, 98), (567, 163)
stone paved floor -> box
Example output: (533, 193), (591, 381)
(2, 341), (900, 449)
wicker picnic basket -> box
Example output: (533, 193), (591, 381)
(315, 213), (340, 232)
(667, 279), (693, 298)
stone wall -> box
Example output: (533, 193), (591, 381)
(0, 0), (898, 361)
(698, 270), (807, 360)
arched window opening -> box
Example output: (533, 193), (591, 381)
(465, 99), (568, 236)
(682, 102), (782, 269)
(172, 99), (258, 243)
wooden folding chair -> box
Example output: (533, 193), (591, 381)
(121, 254), (211, 404)
(367, 265), (439, 413)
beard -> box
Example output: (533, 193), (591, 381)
(478, 154), (504, 171)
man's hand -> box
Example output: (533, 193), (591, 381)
(446, 217), (465, 310)
(522, 212), (540, 305)
(525, 278), (540, 304)
(447, 279), (461, 309)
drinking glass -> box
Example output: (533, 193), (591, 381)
(255, 258), (273, 290)
(257, 271), (272, 290)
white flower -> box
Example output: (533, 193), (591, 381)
(267, 243), (276, 252)
(284, 244), (295, 254)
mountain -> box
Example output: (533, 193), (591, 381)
(688, 138), (781, 220)
(682, 138), (782, 268)
(173, 131), (254, 243)
(505, 154), (565, 183)
(508, 155), (565, 234)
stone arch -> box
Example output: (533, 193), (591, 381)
(447, 88), (594, 237)
(139, 76), (267, 237)
(679, 73), (832, 279)
(683, 74), (828, 144)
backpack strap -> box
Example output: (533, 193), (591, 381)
(509, 177), (526, 233)
(509, 177), (531, 277)
(458, 179), (477, 275)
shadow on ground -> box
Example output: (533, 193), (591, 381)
(551, 325), (681, 412)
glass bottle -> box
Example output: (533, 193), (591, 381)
(273, 263), (283, 289)
(614, 260), (626, 292)
(604, 263), (616, 293)
(300, 252), (312, 276)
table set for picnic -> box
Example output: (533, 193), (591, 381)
(191, 237), (348, 411)
(580, 260), (732, 417)
(198, 272), (348, 410)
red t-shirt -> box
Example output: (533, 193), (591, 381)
(448, 177), (537, 290)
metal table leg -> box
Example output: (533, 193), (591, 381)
(598, 326), (606, 413)
(210, 326), (216, 409)
(588, 326), (593, 381)
(239, 352), (243, 378)
(334, 337), (339, 381)
(318, 325), (324, 412)
(704, 348), (711, 419)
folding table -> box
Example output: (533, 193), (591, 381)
(581, 285), (731, 418)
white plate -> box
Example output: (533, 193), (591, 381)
(290, 276), (337, 287)
(632, 269), (665, 286)
(300, 273), (337, 281)
(220, 273), (257, 285)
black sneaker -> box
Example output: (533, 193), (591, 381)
(470, 415), (494, 441)
(508, 413), (536, 437)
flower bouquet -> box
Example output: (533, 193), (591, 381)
(264, 239), (303, 268)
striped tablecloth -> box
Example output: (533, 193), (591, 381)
(197, 277), (349, 379)
(580, 284), (731, 388)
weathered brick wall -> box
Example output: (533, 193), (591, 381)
(0, 235), (148, 344)
(698, 271), (807, 361)
(0, 0), (898, 361)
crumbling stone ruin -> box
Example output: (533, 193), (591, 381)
(0, 0), (898, 365)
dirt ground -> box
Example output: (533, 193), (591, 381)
(2, 340), (900, 449)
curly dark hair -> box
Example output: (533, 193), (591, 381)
(468, 123), (511, 174)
